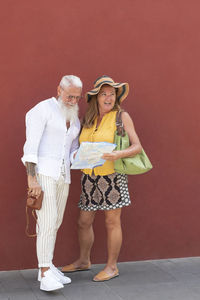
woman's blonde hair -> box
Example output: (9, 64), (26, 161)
(82, 88), (121, 128)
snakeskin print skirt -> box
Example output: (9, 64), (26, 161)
(78, 172), (131, 211)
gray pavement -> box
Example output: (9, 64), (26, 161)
(0, 257), (200, 300)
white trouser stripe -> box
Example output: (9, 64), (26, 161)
(36, 174), (69, 268)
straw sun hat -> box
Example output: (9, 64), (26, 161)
(85, 75), (129, 103)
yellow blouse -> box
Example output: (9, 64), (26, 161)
(79, 111), (117, 176)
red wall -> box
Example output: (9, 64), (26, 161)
(0, 0), (200, 270)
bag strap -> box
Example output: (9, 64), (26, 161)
(25, 206), (37, 238)
(116, 110), (126, 137)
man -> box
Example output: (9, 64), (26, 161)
(21, 75), (82, 291)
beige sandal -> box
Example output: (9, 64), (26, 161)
(61, 263), (91, 273)
(93, 268), (119, 282)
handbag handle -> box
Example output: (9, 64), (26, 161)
(116, 110), (126, 137)
(25, 191), (43, 237)
(25, 206), (37, 238)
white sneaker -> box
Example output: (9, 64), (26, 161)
(40, 269), (64, 291)
(50, 264), (71, 284)
(50, 263), (64, 276)
(38, 266), (71, 285)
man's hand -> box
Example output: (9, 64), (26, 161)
(27, 176), (42, 198)
(73, 151), (77, 159)
(102, 151), (121, 161)
(26, 162), (42, 198)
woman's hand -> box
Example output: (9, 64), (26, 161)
(102, 151), (121, 161)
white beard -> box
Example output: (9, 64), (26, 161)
(58, 97), (79, 123)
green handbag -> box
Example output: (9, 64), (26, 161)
(114, 111), (153, 175)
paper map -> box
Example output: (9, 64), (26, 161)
(71, 142), (116, 169)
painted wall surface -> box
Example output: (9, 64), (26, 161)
(0, 0), (200, 270)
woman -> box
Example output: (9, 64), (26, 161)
(62, 75), (142, 281)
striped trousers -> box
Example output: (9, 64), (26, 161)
(36, 174), (69, 268)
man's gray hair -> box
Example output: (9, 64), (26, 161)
(60, 75), (82, 89)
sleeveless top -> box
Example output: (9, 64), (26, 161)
(79, 110), (117, 176)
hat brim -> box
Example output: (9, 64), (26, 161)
(85, 82), (129, 103)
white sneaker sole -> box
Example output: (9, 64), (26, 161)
(40, 284), (64, 292)
(38, 270), (71, 284)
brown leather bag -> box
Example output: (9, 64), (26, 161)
(26, 191), (44, 237)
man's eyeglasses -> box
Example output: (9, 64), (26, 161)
(64, 95), (82, 101)
(61, 87), (82, 101)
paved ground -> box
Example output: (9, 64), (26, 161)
(0, 257), (200, 300)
